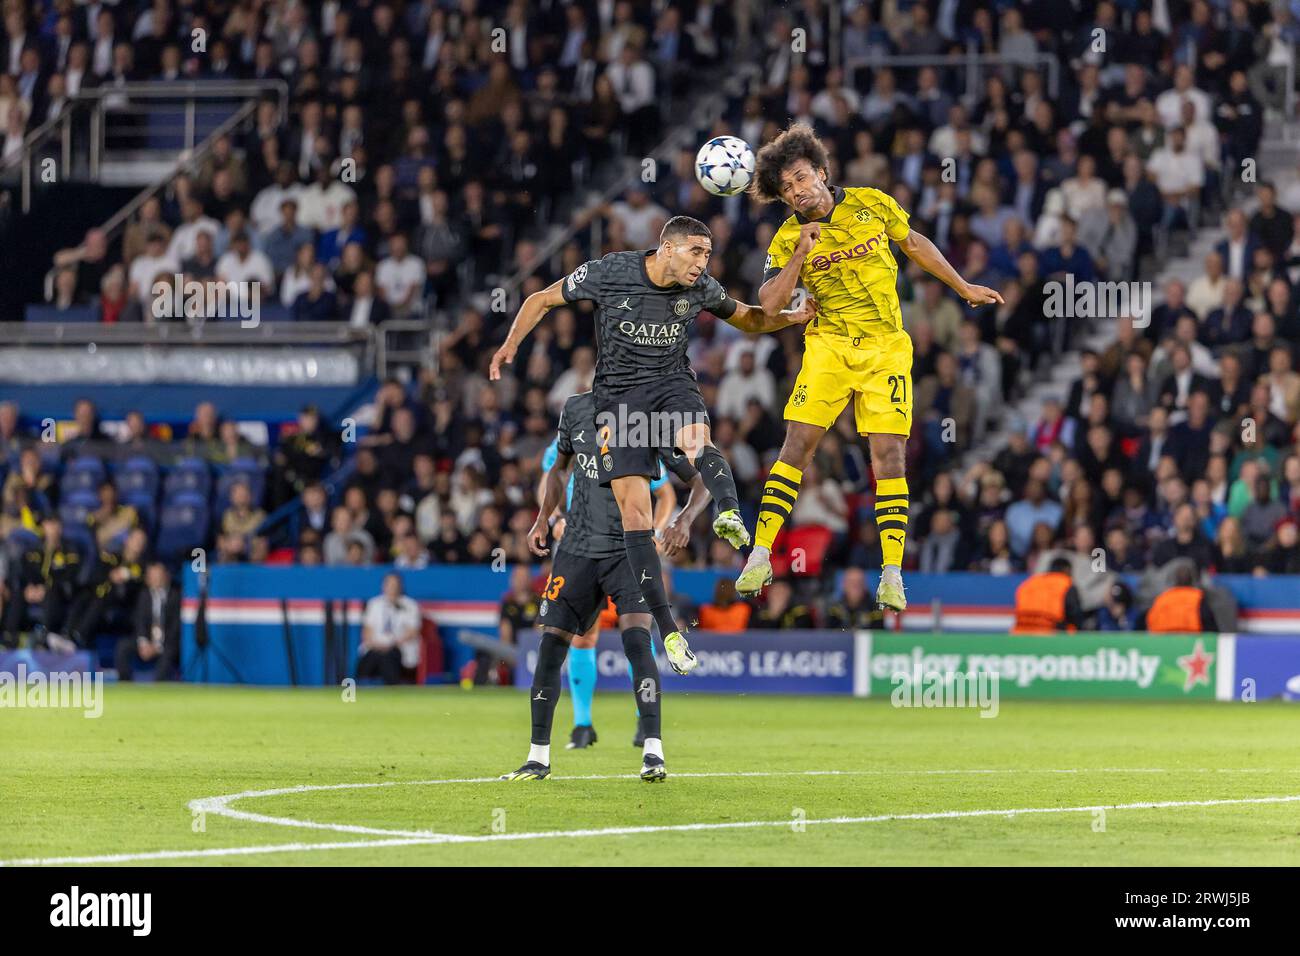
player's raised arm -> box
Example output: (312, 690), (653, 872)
(898, 228), (1004, 308)
(489, 279), (567, 380)
(758, 221), (820, 315)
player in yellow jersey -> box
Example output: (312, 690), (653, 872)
(735, 124), (1003, 610)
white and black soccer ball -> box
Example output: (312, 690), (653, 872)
(694, 135), (755, 197)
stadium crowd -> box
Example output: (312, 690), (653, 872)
(6, 0), (1300, 642)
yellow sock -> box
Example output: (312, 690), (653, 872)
(755, 460), (802, 550)
(875, 476), (909, 568)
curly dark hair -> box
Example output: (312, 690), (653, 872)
(748, 123), (830, 204)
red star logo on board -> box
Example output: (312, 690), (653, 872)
(1177, 639), (1214, 692)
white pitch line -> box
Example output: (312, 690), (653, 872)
(185, 768), (1300, 840)
(4, 771), (1300, 867)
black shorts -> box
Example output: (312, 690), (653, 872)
(538, 544), (643, 635)
(594, 370), (709, 484)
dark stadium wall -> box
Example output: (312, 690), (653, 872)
(0, 184), (137, 323)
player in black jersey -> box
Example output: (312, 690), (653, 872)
(491, 216), (813, 677)
(502, 391), (713, 782)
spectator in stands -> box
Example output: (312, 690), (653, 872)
(1005, 479), (1063, 557)
(358, 572), (422, 685)
(1241, 475), (1289, 549)
(68, 528), (148, 650)
(1152, 503), (1216, 572)
(115, 562), (180, 681)
(1095, 581), (1139, 631)
(393, 532), (430, 570)
(217, 480), (266, 563)
(262, 198), (313, 280)
(3, 515), (81, 650)
(272, 404), (339, 507)
(751, 580), (815, 629)
(88, 482), (137, 549)
(823, 568), (884, 629)
(127, 230), (180, 308)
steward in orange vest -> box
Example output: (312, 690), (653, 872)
(1012, 558), (1083, 634)
(1140, 565), (1218, 632)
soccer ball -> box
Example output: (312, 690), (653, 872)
(695, 135), (755, 197)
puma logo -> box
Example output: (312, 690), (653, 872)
(894, 408), (907, 417)
(886, 533), (904, 544)
(758, 515), (772, 527)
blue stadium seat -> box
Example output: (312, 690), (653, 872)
(163, 458), (212, 500)
(156, 497), (210, 563)
(24, 305), (97, 323)
(60, 456), (107, 495)
(61, 489), (100, 513)
(114, 456), (160, 498)
(61, 519), (96, 558)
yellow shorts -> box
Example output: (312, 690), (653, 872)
(783, 329), (913, 435)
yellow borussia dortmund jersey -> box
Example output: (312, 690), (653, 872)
(764, 185), (911, 340)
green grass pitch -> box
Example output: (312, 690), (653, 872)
(4, 684), (1299, 866)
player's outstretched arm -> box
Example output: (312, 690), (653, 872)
(898, 229), (1004, 308)
(528, 451), (573, 556)
(490, 279), (568, 380)
(725, 294), (817, 334)
(660, 473), (711, 557)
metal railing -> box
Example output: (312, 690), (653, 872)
(4, 321), (369, 346)
(375, 317), (438, 379)
(1, 81), (288, 213)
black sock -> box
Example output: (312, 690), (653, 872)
(624, 529), (679, 636)
(530, 631), (568, 747)
(621, 626), (660, 740)
(693, 445), (740, 515)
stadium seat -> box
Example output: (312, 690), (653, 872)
(61, 488), (100, 513)
(770, 524), (835, 578)
(122, 493), (158, 534)
(114, 456), (161, 498)
(156, 498), (211, 564)
(60, 456), (106, 495)
(163, 458), (212, 500)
